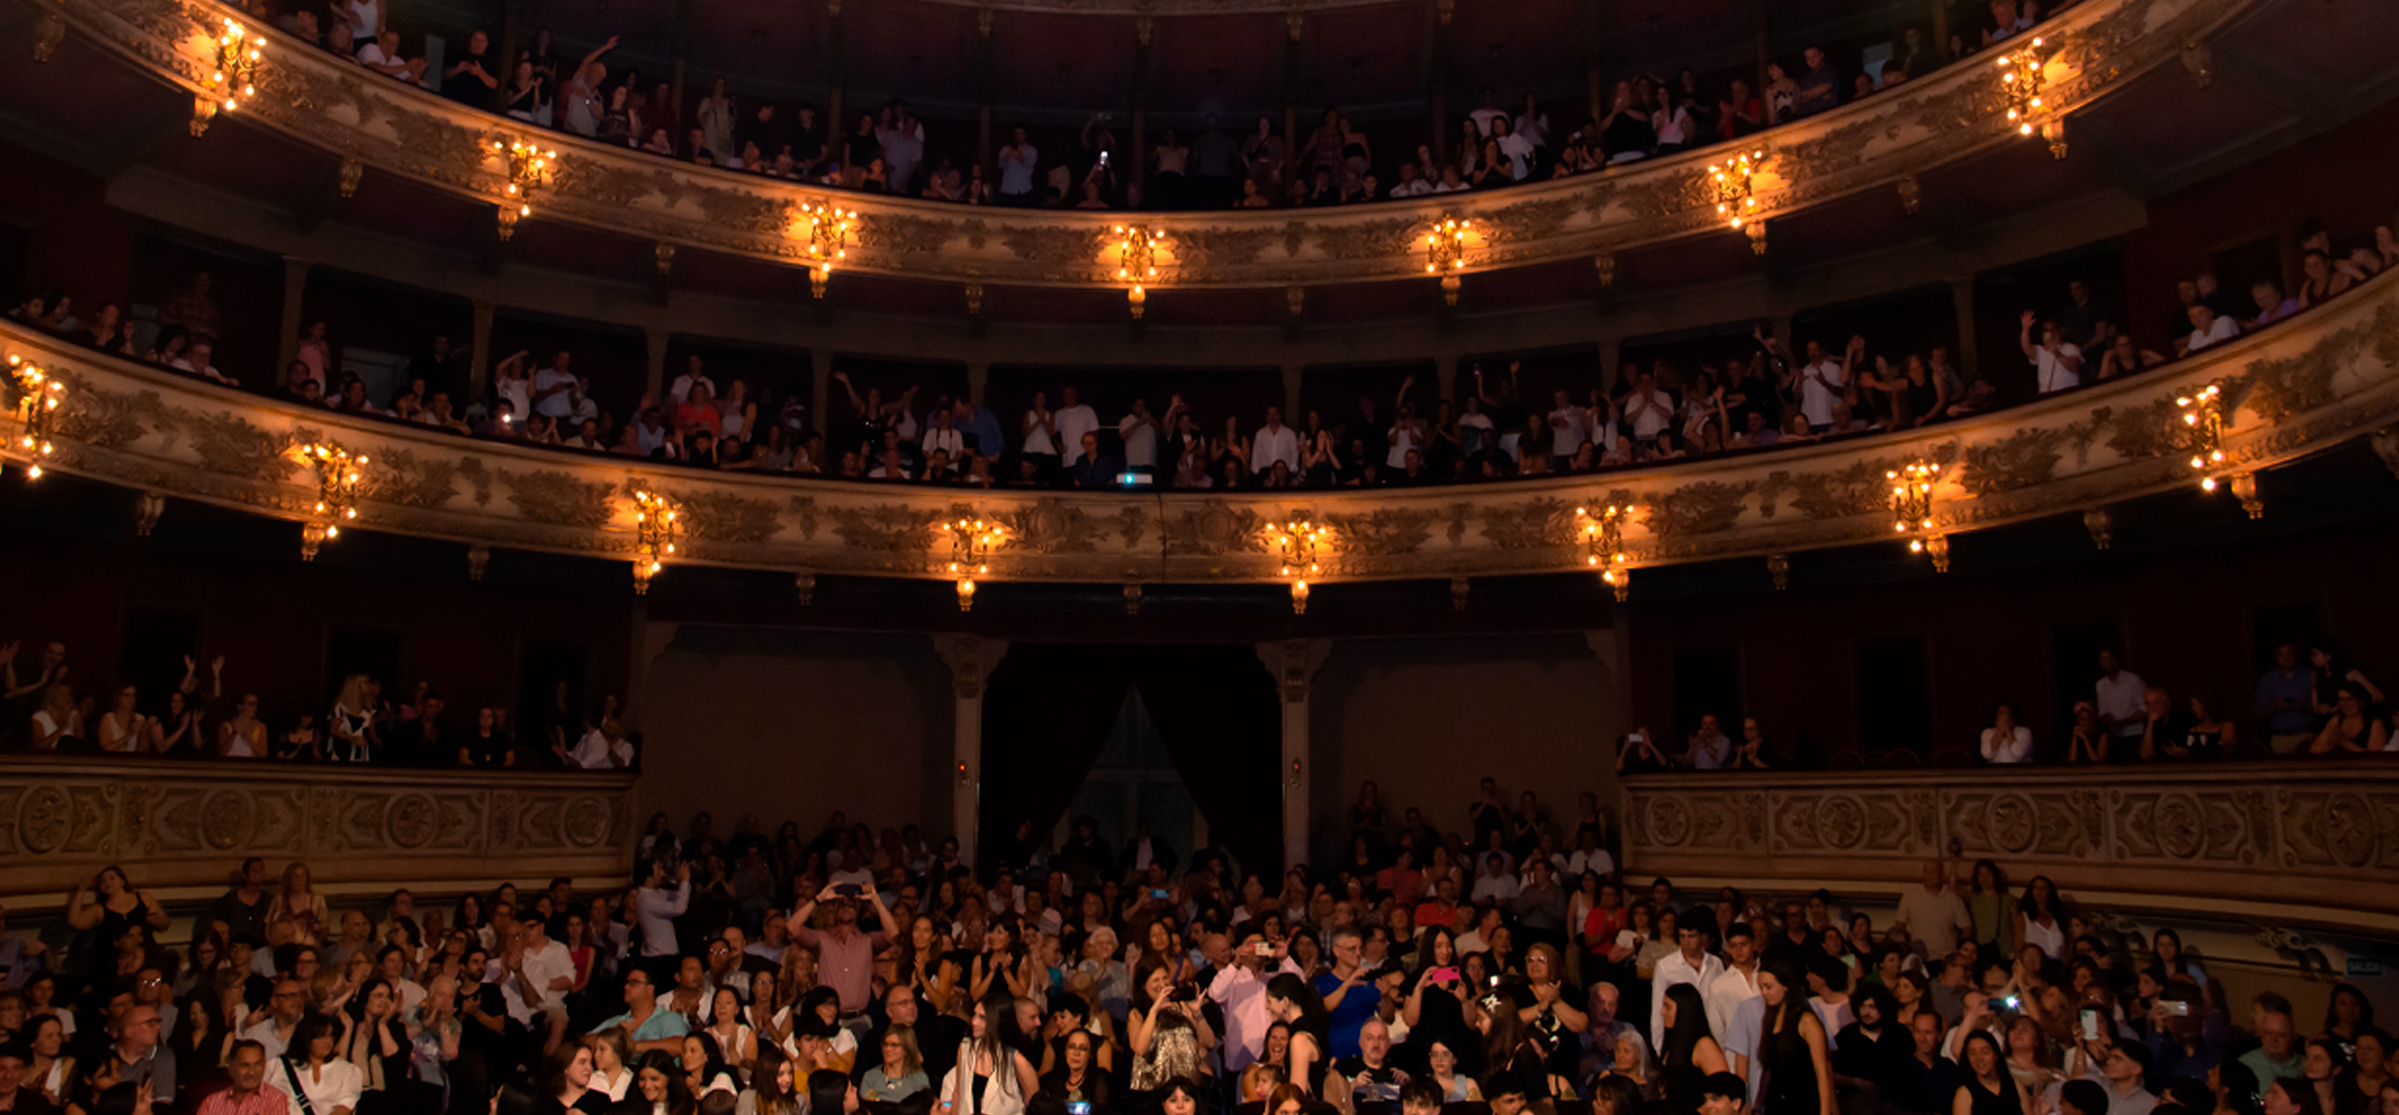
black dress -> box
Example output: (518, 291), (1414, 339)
(1960, 1075), (2020, 1115)
(1759, 1016), (1821, 1115)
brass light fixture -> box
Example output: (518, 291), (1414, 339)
(297, 442), (366, 561)
(801, 200), (857, 299)
(1998, 38), (2066, 158)
(1265, 518), (1328, 615)
(631, 488), (679, 594)
(1576, 505), (1630, 601)
(1709, 150), (1766, 250)
(941, 517), (1003, 612)
(492, 139), (556, 240)
(1424, 216), (1469, 306)
(1115, 224), (1164, 319)
(1889, 458), (1945, 569)
(193, 17), (262, 137)
(2176, 381), (2228, 491)
(6, 355), (65, 480)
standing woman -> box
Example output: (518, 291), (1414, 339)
(1656, 983), (1728, 1112)
(939, 994), (1040, 1115)
(1967, 861), (2014, 959)
(340, 978), (411, 1114)
(66, 866), (171, 944)
(1126, 957), (1214, 1096)
(270, 1014), (366, 1115)
(328, 674), (377, 762)
(272, 861), (333, 947)
(29, 682), (82, 752)
(96, 684), (152, 753)
(1264, 974), (1330, 1095)
(217, 693), (270, 758)
(1953, 1031), (2030, 1115)
(747, 970), (793, 1057)
(1760, 960), (1837, 1115)
(2014, 876), (2066, 962)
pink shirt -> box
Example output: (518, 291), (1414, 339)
(789, 924), (887, 1014)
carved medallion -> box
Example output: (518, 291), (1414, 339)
(200, 790), (254, 849)
(1816, 796), (1868, 850)
(16, 785), (73, 854)
(1647, 797), (1692, 847)
(385, 793), (440, 849)
(1988, 793), (2038, 853)
(563, 796), (612, 848)
(2151, 793), (2205, 859)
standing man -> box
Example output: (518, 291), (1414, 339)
(789, 880), (900, 1049)
(1650, 922), (1725, 1049)
(1892, 859), (1973, 962)
(634, 859), (691, 983)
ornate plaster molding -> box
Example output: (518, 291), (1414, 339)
(54, 0), (2251, 290)
(0, 757), (637, 894)
(7, 267), (2395, 587)
(1621, 763), (2399, 921)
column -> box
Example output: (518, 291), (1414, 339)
(645, 325), (670, 402)
(1280, 362), (1305, 420)
(468, 298), (495, 400)
(1436, 355), (1459, 405)
(492, 0), (521, 113)
(1581, 0), (1606, 132)
(1131, 18), (1152, 199)
(975, 10), (996, 167)
(936, 634), (1010, 867)
(275, 257), (311, 377)
(668, 0), (697, 130)
(1749, 0), (1772, 98)
(1256, 639), (1331, 869)
(1598, 338), (1620, 393)
(966, 361), (991, 408)
(811, 349), (835, 433)
(824, 0), (847, 144)
(1282, 15), (1304, 188)
(1426, 0), (1450, 163)
(1950, 276), (1980, 384)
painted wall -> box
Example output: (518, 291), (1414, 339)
(1305, 633), (1626, 868)
(634, 626), (958, 844)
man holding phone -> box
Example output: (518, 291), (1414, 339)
(1205, 932), (1302, 1071)
(791, 878), (902, 1047)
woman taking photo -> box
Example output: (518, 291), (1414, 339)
(1127, 957), (1215, 1096)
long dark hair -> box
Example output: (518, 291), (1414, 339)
(807, 1069), (853, 1115)
(1659, 983), (1714, 1072)
(1961, 1031), (2018, 1105)
(1266, 973), (1329, 1054)
(635, 1049), (698, 1115)
(1761, 960), (1808, 1037)
(749, 1046), (801, 1115)
(2017, 874), (2059, 918)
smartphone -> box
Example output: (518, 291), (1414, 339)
(1069, 1104), (1092, 1115)
(1628, 732), (1645, 743)
(2002, 994), (2022, 1011)
(833, 883), (863, 897)
(2162, 1001), (2192, 1017)
(1252, 942), (1277, 957)
(1151, 888), (1171, 900)
(1428, 967), (1460, 984)
(2081, 1009), (2102, 1041)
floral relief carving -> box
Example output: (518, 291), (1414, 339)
(1114, 507), (1148, 549)
(1322, 508), (1437, 557)
(1162, 501), (1264, 556)
(1170, 227), (1276, 272)
(2104, 399), (2182, 461)
(1478, 497), (1578, 550)
(1960, 428), (2069, 495)
(58, 383), (173, 450)
(503, 469), (615, 529)
(2240, 318), (2361, 424)
(1003, 498), (1105, 554)
(360, 447), (463, 509)
(1784, 459), (1901, 520)
(827, 504), (936, 552)
(1642, 481), (1753, 537)
(181, 411), (294, 482)
(787, 496), (821, 540)
(862, 215), (964, 256)
(672, 490), (785, 544)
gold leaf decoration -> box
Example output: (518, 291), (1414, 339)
(827, 504), (934, 552)
(1479, 497), (1579, 549)
(674, 490), (785, 544)
(1162, 501), (1264, 556)
(183, 412), (293, 482)
(503, 469), (614, 528)
(1960, 428), (2069, 495)
(1641, 481), (1754, 536)
(1002, 498), (1103, 554)
(1322, 508), (1438, 557)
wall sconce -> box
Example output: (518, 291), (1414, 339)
(7, 355), (65, 480)
(1287, 757), (1303, 788)
(2177, 381), (2227, 491)
(941, 517), (1003, 611)
(801, 201), (856, 297)
(1593, 251), (1617, 288)
(1889, 458), (1938, 539)
(1127, 284), (1147, 320)
(193, 17), (262, 137)
(1709, 150), (1764, 231)
(1116, 224), (1163, 318)
(632, 488), (679, 594)
(492, 139), (556, 240)
(956, 760), (972, 785)
(2229, 472), (2263, 520)
(297, 441), (366, 561)
(1425, 215), (1468, 305)
(1575, 504), (1625, 573)
(1922, 532), (1952, 573)
(1999, 39), (2066, 158)
(1265, 518), (1328, 615)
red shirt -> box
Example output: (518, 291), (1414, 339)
(1583, 904), (1629, 943)
(1412, 901), (1456, 932)
(196, 1085), (291, 1115)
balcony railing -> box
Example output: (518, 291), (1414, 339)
(0, 756), (637, 896)
(1620, 761), (2399, 922)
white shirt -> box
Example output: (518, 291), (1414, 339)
(1054, 404), (1100, 465)
(240, 1017), (297, 1060)
(1253, 424), (1301, 474)
(1650, 949), (1725, 1049)
(1469, 107), (1509, 136)
(2030, 343), (2082, 394)
(1798, 359), (1847, 427)
(2186, 316), (2240, 353)
(533, 366), (576, 418)
(2094, 670), (2147, 737)
(998, 144), (1040, 195)
(636, 881), (690, 957)
(1388, 178), (1433, 198)
(506, 939), (573, 1021)
(1497, 133), (1536, 180)
(269, 1057), (362, 1115)
(1209, 959), (1302, 1071)
(1980, 726), (2034, 763)
(1704, 963), (1762, 1045)
(570, 729), (633, 770)
(1894, 885), (1973, 959)
(338, 0), (378, 38)
(669, 373), (715, 405)
(1624, 390), (1675, 440)
(1022, 412), (1058, 456)
(922, 426), (965, 465)
(1566, 848), (1615, 879)
(1118, 413), (1159, 468)
(1546, 407), (1588, 457)
(1470, 872), (1521, 904)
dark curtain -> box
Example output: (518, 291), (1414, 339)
(1130, 646), (1285, 877)
(977, 644), (1134, 874)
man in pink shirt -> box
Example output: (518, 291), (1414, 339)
(789, 879), (900, 1043)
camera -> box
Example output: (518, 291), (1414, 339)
(1251, 942), (1277, 957)
(833, 883), (863, 898)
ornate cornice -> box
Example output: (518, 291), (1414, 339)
(54, 0), (2251, 290)
(7, 268), (2396, 586)
(0, 756), (636, 894)
(1621, 763), (2399, 925)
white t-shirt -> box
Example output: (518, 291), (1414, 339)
(1022, 412), (1058, 455)
(1798, 359), (1847, 427)
(2094, 670), (2147, 738)
(1253, 425), (1300, 473)
(533, 366), (576, 418)
(1624, 390), (1675, 439)
(669, 374), (715, 405)
(1469, 107), (1509, 136)
(2030, 343), (2082, 394)
(570, 730), (632, 769)
(1118, 414), (1158, 468)
(1980, 726), (2034, 764)
(508, 939), (574, 1021)
(1546, 407), (1588, 457)
(2186, 316), (2240, 353)
(1055, 404), (1100, 465)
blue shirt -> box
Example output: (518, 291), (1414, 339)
(598, 1005), (690, 1045)
(2254, 669), (2314, 734)
(962, 408), (1005, 460)
(1313, 972), (1381, 1060)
